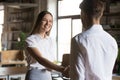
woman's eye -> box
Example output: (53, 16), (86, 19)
(42, 19), (46, 21)
(42, 19), (52, 23)
(49, 20), (53, 23)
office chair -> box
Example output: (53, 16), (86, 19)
(61, 54), (70, 80)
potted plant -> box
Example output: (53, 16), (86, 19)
(16, 32), (27, 61)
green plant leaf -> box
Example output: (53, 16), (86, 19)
(16, 32), (27, 50)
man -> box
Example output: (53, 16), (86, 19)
(70, 0), (118, 80)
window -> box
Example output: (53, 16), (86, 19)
(0, 6), (4, 24)
(0, 5), (4, 51)
(58, 0), (83, 16)
(57, 0), (83, 61)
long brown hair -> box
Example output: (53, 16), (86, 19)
(30, 11), (53, 36)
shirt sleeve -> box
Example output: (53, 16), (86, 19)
(25, 37), (37, 48)
(70, 36), (86, 80)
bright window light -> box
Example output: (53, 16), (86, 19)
(72, 19), (82, 37)
(58, 0), (83, 16)
(57, 0), (83, 62)
(58, 18), (71, 61)
(0, 10), (4, 24)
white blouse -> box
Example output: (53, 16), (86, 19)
(70, 24), (118, 80)
(25, 34), (55, 69)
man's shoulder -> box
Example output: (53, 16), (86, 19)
(73, 32), (87, 40)
(72, 33), (85, 43)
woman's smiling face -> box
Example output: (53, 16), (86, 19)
(40, 14), (53, 33)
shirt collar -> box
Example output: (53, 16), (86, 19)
(35, 34), (49, 39)
(89, 24), (103, 31)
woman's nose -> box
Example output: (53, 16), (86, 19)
(46, 21), (51, 25)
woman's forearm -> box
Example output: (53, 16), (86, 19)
(27, 47), (65, 73)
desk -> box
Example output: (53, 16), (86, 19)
(0, 61), (26, 67)
(0, 66), (27, 75)
(0, 67), (27, 80)
(0, 50), (26, 67)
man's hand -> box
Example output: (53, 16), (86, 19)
(62, 65), (70, 78)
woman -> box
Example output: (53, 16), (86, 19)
(25, 11), (68, 80)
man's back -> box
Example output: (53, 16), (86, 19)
(70, 24), (118, 80)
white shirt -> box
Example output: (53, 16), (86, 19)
(70, 24), (118, 80)
(25, 34), (55, 69)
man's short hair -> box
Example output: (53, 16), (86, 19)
(79, 0), (105, 19)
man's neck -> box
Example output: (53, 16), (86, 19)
(93, 18), (100, 25)
(83, 20), (100, 31)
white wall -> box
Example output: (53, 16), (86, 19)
(47, 0), (57, 60)
(47, 0), (57, 38)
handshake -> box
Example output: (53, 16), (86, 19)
(62, 65), (70, 78)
